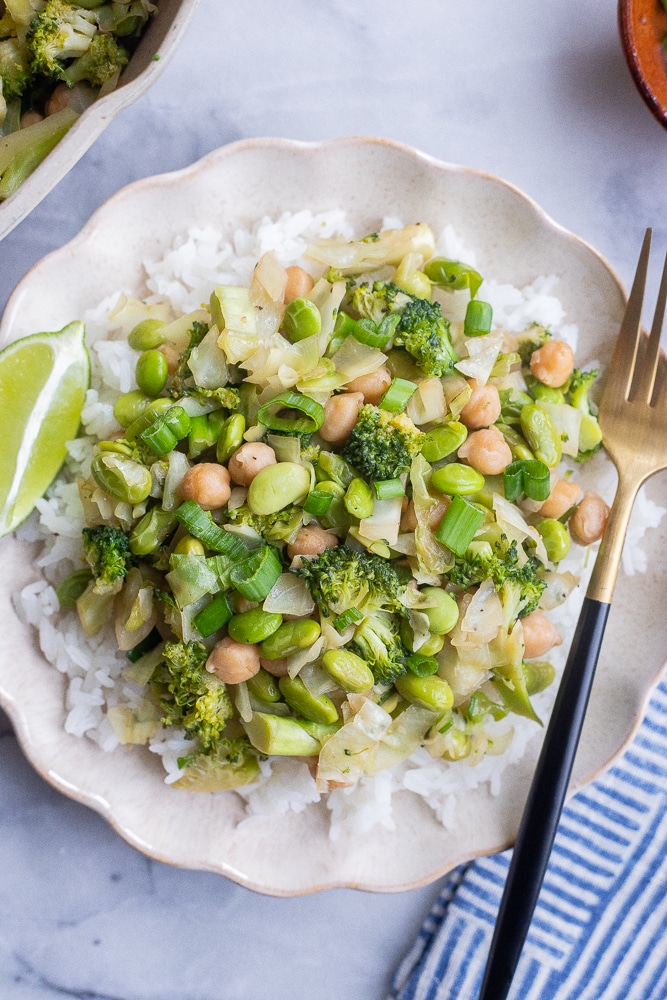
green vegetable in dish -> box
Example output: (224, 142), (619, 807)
(342, 404), (423, 480)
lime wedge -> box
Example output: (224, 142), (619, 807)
(0, 321), (90, 537)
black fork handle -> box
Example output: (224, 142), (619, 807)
(477, 596), (610, 1000)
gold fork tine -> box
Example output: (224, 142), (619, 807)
(631, 248), (667, 407)
(605, 228), (652, 403)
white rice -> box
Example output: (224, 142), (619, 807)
(12, 211), (664, 841)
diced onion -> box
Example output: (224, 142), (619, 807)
(263, 573), (316, 616)
(359, 496), (403, 545)
(407, 378), (446, 426)
(187, 325), (230, 389)
(330, 336), (387, 380)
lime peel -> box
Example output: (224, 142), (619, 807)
(0, 321), (90, 537)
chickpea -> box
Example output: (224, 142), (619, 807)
(159, 344), (180, 375)
(428, 498), (450, 531)
(260, 656), (290, 678)
(345, 366), (392, 405)
(45, 83), (73, 116)
(457, 426), (513, 475)
(400, 499), (418, 532)
(540, 479), (582, 520)
(287, 525), (338, 561)
(529, 339), (575, 388)
(227, 442), (276, 486)
(459, 380), (502, 430)
(319, 391), (364, 444)
(284, 266), (315, 304)
(21, 111), (44, 129)
(521, 611), (563, 659)
(178, 463), (231, 510)
(207, 637), (260, 684)
(569, 491), (610, 545)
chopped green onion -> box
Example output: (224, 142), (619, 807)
(257, 390), (325, 434)
(164, 406), (191, 439)
(126, 626), (163, 663)
(373, 478), (405, 500)
(175, 500), (248, 559)
(406, 652), (439, 677)
(503, 459), (551, 504)
(379, 377), (418, 413)
(193, 592), (234, 638)
(303, 490), (334, 516)
(230, 546), (282, 601)
(140, 420), (177, 455)
(464, 299), (493, 338)
(350, 313), (400, 349)
(435, 494), (485, 556)
(333, 607), (364, 631)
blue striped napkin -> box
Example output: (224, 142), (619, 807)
(390, 676), (667, 1000)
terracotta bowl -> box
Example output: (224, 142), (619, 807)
(619, 0), (667, 128)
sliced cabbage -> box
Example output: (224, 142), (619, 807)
(187, 324), (230, 389)
(107, 701), (160, 745)
(538, 402), (582, 458)
(409, 454), (453, 575)
(305, 223), (435, 275)
(454, 331), (504, 385)
(316, 697), (436, 785)
(330, 336), (387, 381)
(492, 492), (550, 567)
(407, 378), (446, 426)
(263, 573), (316, 616)
(359, 496), (403, 546)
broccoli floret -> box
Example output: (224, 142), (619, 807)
(26, 1), (98, 79)
(448, 538), (545, 619)
(567, 367), (602, 458)
(61, 29), (127, 86)
(152, 640), (233, 753)
(294, 543), (405, 618)
(224, 503), (303, 545)
(352, 280), (412, 326)
(392, 296), (458, 377)
(350, 611), (408, 685)
(516, 325), (551, 366)
(82, 524), (134, 594)
(0, 36), (30, 100)
(342, 403), (423, 481)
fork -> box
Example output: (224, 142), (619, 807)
(477, 229), (667, 1000)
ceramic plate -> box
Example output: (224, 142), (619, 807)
(1, 137), (666, 896)
(0, 0), (201, 241)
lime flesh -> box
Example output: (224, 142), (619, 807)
(0, 321), (89, 537)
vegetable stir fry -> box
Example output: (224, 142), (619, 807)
(0, 0), (155, 199)
(58, 221), (610, 792)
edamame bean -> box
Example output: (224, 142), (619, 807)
(344, 478), (374, 519)
(227, 608), (283, 644)
(523, 659), (556, 696)
(127, 319), (166, 352)
(495, 423), (534, 462)
(520, 404), (562, 468)
(420, 421), (468, 463)
(283, 297), (322, 342)
(525, 376), (564, 405)
(420, 586), (459, 635)
(260, 619), (321, 659)
(246, 667), (282, 703)
(399, 619), (445, 656)
(431, 463), (485, 496)
(113, 389), (153, 429)
(216, 413), (246, 464)
(441, 729), (471, 761)
(278, 675), (339, 725)
(247, 462), (310, 515)
(322, 648), (374, 693)
(394, 673), (454, 712)
(91, 452), (152, 504)
(136, 349), (168, 398)
(173, 535), (206, 556)
(129, 509), (178, 555)
(536, 517), (571, 562)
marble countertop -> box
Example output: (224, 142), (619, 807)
(1, 3), (666, 998)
